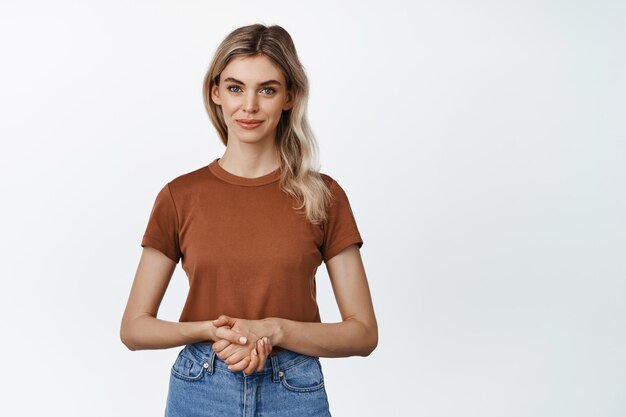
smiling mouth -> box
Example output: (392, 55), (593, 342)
(236, 119), (264, 129)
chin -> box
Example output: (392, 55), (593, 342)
(234, 132), (270, 143)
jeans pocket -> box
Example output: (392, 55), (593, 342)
(170, 346), (208, 382)
(280, 357), (325, 393)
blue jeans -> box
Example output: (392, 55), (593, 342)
(165, 342), (332, 417)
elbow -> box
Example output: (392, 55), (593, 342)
(360, 331), (378, 357)
(121, 336), (138, 351)
(356, 322), (378, 357)
(120, 329), (136, 351)
(120, 319), (139, 351)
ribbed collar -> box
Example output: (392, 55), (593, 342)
(208, 157), (282, 187)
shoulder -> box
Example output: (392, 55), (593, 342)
(319, 172), (356, 211)
(163, 163), (212, 194)
(319, 172), (337, 188)
(319, 172), (355, 197)
(170, 163), (211, 185)
(145, 164), (212, 207)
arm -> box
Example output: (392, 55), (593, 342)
(271, 244), (378, 357)
(213, 244), (378, 358)
(119, 247), (247, 351)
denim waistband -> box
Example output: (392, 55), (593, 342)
(184, 342), (318, 381)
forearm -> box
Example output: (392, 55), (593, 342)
(266, 317), (377, 358)
(120, 314), (216, 351)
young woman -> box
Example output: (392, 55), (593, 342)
(120, 23), (378, 417)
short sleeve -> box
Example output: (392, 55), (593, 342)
(321, 179), (364, 263)
(141, 183), (182, 264)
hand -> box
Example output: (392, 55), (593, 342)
(213, 336), (273, 374)
(209, 320), (250, 345)
(212, 315), (275, 373)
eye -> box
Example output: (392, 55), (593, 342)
(260, 87), (275, 95)
(227, 85), (242, 93)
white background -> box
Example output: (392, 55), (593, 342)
(1, 0), (625, 416)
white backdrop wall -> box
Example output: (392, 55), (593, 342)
(1, 0), (624, 416)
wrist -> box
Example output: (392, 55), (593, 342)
(201, 320), (218, 342)
(263, 317), (285, 346)
(177, 320), (215, 343)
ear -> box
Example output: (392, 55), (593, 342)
(282, 90), (294, 111)
(211, 84), (222, 105)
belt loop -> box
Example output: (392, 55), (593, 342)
(270, 354), (281, 383)
(206, 346), (216, 375)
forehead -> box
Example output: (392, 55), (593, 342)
(221, 55), (285, 84)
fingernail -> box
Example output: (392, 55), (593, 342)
(239, 336), (247, 344)
(261, 338), (266, 346)
(252, 349), (257, 356)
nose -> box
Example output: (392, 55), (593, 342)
(242, 91), (258, 114)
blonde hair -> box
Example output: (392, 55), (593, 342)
(202, 23), (332, 225)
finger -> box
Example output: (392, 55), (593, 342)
(212, 315), (229, 326)
(255, 338), (267, 372)
(263, 337), (274, 367)
(244, 349), (259, 375)
(265, 337), (273, 354)
(212, 315), (235, 328)
(212, 339), (231, 353)
(217, 343), (239, 360)
(228, 352), (252, 372)
(228, 355), (251, 372)
(261, 337), (273, 356)
(214, 349), (228, 362)
(215, 326), (248, 345)
(214, 342), (239, 361)
(224, 347), (251, 365)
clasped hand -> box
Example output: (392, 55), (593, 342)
(212, 315), (274, 375)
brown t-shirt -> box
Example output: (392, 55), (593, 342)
(141, 157), (363, 349)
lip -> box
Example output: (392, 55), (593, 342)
(236, 119), (264, 129)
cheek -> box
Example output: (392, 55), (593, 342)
(266, 101), (286, 118)
(221, 100), (239, 117)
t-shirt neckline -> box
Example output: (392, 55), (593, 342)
(208, 157), (282, 187)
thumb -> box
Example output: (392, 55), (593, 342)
(212, 315), (231, 326)
(213, 321), (248, 345)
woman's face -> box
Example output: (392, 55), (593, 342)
(211, 54), (293, 146)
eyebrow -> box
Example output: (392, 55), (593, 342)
(222, 77), (282, 87)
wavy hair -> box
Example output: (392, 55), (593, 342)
(202, 24), (332, 225)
